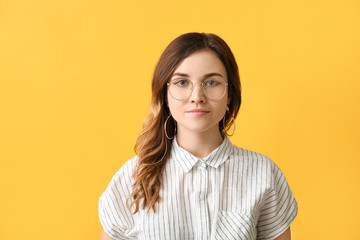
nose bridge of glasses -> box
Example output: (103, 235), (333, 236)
(190, 81), (206, 95)
(190, 82), (205, 90)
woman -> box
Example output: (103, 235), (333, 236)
(99, 32), (298, 240)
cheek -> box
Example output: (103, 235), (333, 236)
(218, 104), (228, 119)
(220, 95), (229, 114)
(167, 92), (181, 116)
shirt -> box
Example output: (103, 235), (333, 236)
(98, 136), (298, 240)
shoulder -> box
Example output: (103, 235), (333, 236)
(99, 156), (138, 217)
(230, 145), (277, 170)
(111, 155), (138, 181)
(229, 145), (286, 187)
(99, 156), (138, 203)
(103, 156), (138, 196)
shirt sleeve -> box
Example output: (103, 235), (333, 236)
(256, 161), (298, 240)
(98, 157), (137, 240)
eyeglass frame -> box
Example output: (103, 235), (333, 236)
(166, 79), (229, 101)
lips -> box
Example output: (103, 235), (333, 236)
(187, 109), (210, 113)
(186, 109), (210, 116)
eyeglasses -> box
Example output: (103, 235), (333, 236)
(167, 79), (228, 101)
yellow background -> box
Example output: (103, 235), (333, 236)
(1, 0), (359, 239)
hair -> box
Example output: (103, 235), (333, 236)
(128, 32), (242, 213)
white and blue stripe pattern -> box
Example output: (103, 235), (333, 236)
(99, 136), (298, 240)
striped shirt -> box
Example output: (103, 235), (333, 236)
(98, 136), (298, 240)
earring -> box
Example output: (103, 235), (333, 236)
(164, 115), (176, 139)
(223, 106), (236, 136)
(223, 116), (236, 136)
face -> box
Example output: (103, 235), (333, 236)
(167, 50), (229, 136)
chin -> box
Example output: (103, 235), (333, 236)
(181, 124), (220, 135)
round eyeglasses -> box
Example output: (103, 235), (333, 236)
(167, 79), (228, 101)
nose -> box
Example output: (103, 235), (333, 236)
(189, 82), (206, 103)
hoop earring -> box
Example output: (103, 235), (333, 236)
(222, 115), (236, 137)
(164, 115), (176, 140)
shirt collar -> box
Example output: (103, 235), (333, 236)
(170, 135), (233, 173)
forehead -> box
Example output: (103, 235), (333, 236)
(173, 50), (227, 77)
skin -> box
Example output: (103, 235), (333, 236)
(99, 49), (292, 240)
(99, 229), (113, 240)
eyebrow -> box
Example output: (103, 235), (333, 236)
(172, 72), (224, 78)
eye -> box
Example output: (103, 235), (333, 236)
(204, 79), (221, 87)
(172, 79), (189, 87)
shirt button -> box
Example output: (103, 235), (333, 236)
(200, 194), (204, 200)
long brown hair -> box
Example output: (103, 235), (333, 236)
(128, 32), (241, 213)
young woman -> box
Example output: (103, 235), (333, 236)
(99, 32), (298, 240)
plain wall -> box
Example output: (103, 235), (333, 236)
(1, 0), (359, 239)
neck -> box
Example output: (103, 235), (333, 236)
(176, 127), (224, 158)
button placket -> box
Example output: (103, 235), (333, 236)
(199, 162), (207, 201)
(197, 160), (209, 239)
